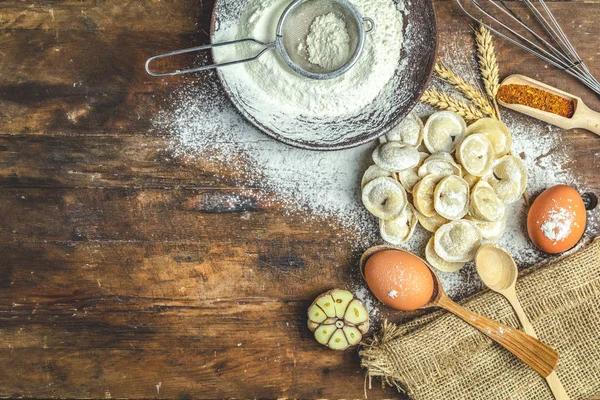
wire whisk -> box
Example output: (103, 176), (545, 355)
(455, 0), (600, 96)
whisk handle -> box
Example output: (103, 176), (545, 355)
(145, 38), (276, 77)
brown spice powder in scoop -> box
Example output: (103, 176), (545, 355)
(497, 84), (575, 118)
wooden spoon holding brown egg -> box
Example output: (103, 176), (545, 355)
(360, 245), (559, 377)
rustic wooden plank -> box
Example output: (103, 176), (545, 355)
(0, 0), (209, 33)
(1, 2), (600, 136)
(0, 128), (598, 191)
(0, 347), (386, 399)
(0, 1), (599, 399)
(0, 187), (370, 243)
(0, 29), (198, 136)
(0, 135), (237, 189)
(0, 297), (329, 350)
(0, 240), (396, 398)
(0, 240), (365, 302)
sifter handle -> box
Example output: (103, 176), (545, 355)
(145, 38), (276, 77)
(363, 17), (376, 33)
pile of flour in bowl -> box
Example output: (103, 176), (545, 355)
(306, 12), (350, 71)
(212, 0), (406, 141)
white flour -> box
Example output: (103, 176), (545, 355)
(211, 0), (405, 143)
(541, 205), (574, 242)
(306, 13), (350, 70)
(157, 19), (599, 313)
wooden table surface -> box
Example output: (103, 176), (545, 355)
(1, 0), (600, 398)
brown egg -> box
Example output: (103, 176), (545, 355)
(364, 250), (434, 311)
(527, 185), (586, 254)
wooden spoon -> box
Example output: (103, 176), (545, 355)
(498, 74), (600, 136)
(475, 243), (569, 399)
(360, 245), (559, 378)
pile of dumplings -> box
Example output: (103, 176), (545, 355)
(361, 111), (527, 272)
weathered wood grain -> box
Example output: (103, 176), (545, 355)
(0, 125), (598, 191)
(1, 0), (599, 398)
(0, 135), (235, 189)
(0, 237), (364, 300)
(2, 2), (600, 135)
(0, 29), (193, 136)
(0, 0), (207, 33)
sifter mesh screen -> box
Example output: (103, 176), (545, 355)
(278, 0), (361, 75)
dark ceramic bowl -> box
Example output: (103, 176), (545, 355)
(210, 0), (437, 151)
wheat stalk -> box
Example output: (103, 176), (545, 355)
(474, 24), (530, 203)
(435, 62), (497, 118)
(420, 89), (484, 122)
(475, 24), (501, 119)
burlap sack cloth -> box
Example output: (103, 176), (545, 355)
(360, 238), (600, 400)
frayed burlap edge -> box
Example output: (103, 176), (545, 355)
(359, 237), (600, 397)
(360, 320), (408, 396)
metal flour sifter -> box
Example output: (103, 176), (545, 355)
(145, 0), (375, 80)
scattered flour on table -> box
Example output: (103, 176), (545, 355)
(352, 286), (381, 323)
(306, 13), (350, 71)
(159, 76), (598, 312)
(158, 75), (380, 248)
(157, 23), (599, 318)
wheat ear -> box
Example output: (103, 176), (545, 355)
(475, 24), (501, 119)
(435, 63), (497, 118)
(420, 89), (485, 122)
(474, 25), (530, 203)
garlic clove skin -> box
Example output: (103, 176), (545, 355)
(307, 320), (320, 331)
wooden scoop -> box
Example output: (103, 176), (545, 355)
(360, 245), (559, 378)
(498, 74), (600, 136)
(475, 244), (569, 399)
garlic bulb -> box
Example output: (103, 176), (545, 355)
(307, 289), (369, 350)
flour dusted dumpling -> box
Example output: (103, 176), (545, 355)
(372, 142), (420, 172)
(423, 111), (467, 153)
(425, 237), (464, 272)
(484, 155), (528, 204)
(398, 152), (428, 193)
(361, 165), (395, 189)
(462, 172), (480, 189)
(465, 214), (506, 240)
(470, 180), (505, 222)
(386, 112), (424, 147)
(380, 204), (418, 245)
(413, 174), (443, 217)
(456, 134), (495, 176)
(418, 153), (461, 178)
(415, 210), (449, 233)
(362, 177), (407, 220)
(433, 175), (470, 220)
(466, 118), (512, 157)
(434, 220), (482, 262)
